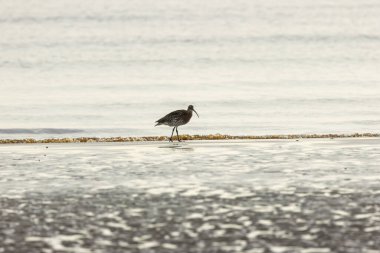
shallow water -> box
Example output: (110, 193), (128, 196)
(1, 138), (380, 196)
(1, 0), (380, 139)
(1, 139), (380, 252)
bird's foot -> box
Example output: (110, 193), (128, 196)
(169, 138), (173, 142)
(178, 139), (182, 142)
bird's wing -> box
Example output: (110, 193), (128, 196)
(155, 110), (185, 123)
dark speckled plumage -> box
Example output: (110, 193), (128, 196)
(155, 109), (192, 127)
(155, 105), (199, 142)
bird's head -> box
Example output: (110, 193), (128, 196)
(188, 105), (199, 118)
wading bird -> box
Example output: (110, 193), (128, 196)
(155, 105), (199, 142)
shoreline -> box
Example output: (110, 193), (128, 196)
(0, 132), (379, 144)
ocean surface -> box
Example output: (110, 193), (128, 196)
(1, 0), (380, 139)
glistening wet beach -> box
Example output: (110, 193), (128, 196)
(1, 138), (380, 252)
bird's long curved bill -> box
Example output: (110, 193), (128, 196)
(193, 109), (199, 118)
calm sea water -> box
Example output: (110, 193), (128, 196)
(1, 0), (380, 139)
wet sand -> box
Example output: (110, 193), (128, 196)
(1, 139), (380, 252)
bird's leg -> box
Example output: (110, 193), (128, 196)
(169, 127), (175, 142)
(176, 127), (181, 142)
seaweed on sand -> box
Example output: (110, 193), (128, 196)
(0, 133), (379, 144)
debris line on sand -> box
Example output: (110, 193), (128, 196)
(0, 133), (379, 144)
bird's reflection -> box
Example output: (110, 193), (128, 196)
(158, 143), (194, 151)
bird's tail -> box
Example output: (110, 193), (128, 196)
(155, 118), (165, 126)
